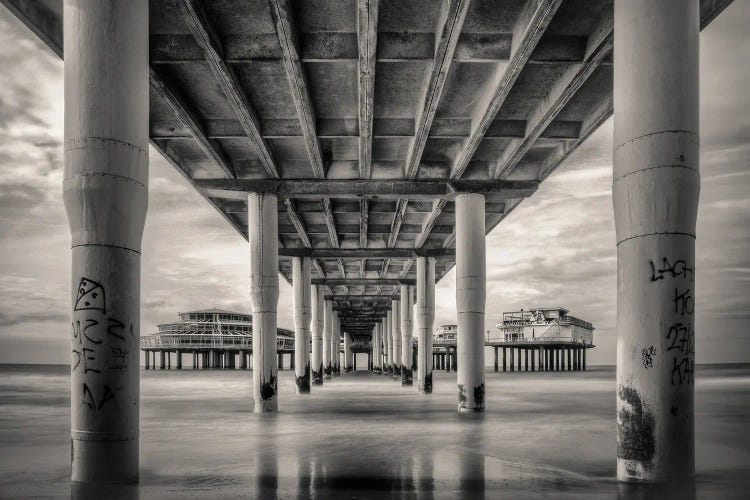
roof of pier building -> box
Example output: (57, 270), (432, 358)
(2, 0), (731, 344)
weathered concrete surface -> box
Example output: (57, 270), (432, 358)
(310, 285), (324, 386)
(400, 284), (414, 386)
(391, 299), (401, 380)
(292, 257), (311, 394)
(456, 193), (486, 412)
(249, 193), (279, 413)
(614, 0), (700, 482)
(323, 299), (333, 379)
(63, 0), (148, 483)
(416, 257), (436, 394)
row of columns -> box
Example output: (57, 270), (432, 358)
(143, 350), (302, 370)
(66, 0), (699, 483)
(491, 346), (587, 372)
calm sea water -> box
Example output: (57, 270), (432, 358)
(0, 364), (749, 499)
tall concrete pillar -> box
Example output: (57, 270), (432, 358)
(385, 309), (393, 374)
(614, 0), (699, 482)
(248, 193), (279, 413)
(415, 257), (435, 394)
(144, 351), (149, 370)
(370, 324), (379, 372)
(344, 332), (352, 372)
(391, 298), (401, 380)
(332, 310), (341, 376)
(400, 284), (414, 386)
(311, 285), (324, 385)
(65, 0), (147, 483)
(176, 352), (182, 370)
(292, 256), (312, 394)
(455, 193), (486, 411)
(323, 299), (333, 378)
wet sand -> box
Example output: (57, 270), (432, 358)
(0, 364), (748, 499)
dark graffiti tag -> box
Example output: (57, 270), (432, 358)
(641, 346), (656, 369)
(674, 288), (694, 316)
(671, 356), (695, 385)
(649, 258), (694, 283)
(71, 277), (132, 411)
(666, 322), (694, 355)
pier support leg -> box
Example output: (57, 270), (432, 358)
(160, 351), (166, 370)
(248, 193), (279, 413)
(614, 0), (698, 481)
(510, 348), (514, 372)
(292, 256), (312, 394)
(240, 351), (247, 370)
(416, 257), (436, 393)
(323, 299), (332, 379)
(65, 0), (147, 482)
(311, 285), (324, 385)
(525, 349), (529, 372)
(502, 348), (506, 372)
(332, 310), (341, 376)
(176, 352), (182, 370)
(344, 333), (352, 372)
(385, 310), (392, 374)
(401, 284), (414, 386)
(391, 298), (401, 380)
(144, 351), (149, 370)
(455, 193), (486, 412)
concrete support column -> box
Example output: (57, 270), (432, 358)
(614, 0), (699, 482)
(144, 351), (149, 370)
(323, 299), (332, 378)
(525, 349), (529, 372)
(240, 351), (247, 370)
(344, 332), (352, 372)
(391, 299), (401, 379)
(400, 284), (414, 386)
(385, 310), (393, 374)
(248, 193), (279, 413)
(176, 352), (182, 370)
(160, 351), (166, 370)
(65, 0), (147, 483)
(332, 310), (341, 376)
(456, 193), (486, 411)
(311, 285), (324, 385)
(510, 348), (514, 372)
(416, 257), (435, 393)
(292, 256), (312, 394)
(277, 352), (283, 370)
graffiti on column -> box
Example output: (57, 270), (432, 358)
(71, 277), (131, 412)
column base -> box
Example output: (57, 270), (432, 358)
(71, 432), (138, 483)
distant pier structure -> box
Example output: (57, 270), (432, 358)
(489, 308), (594, 372)
(141, 309), (295, 370)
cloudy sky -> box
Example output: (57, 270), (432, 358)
(1, 3), (748, 365)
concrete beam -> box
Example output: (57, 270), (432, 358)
(360, 198), (369, 248)
(149, 68), (234, 179)
(177, 0), (279, 178)
(494, 12), (613, 179)
(278, 248), (454, 258)
(450, 0), (562, 179)
(195, 179), (538, 200)
(269, 0), (325, 179)
(357, 0), (378, 179)
(314, 278), (414, 286)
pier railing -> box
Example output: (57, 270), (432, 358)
(141, 333), (294, 351)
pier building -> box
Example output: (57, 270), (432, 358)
(489, 308), (594, 372)
(140, 309), (295, 371)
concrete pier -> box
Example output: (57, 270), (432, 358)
(416, 257), (436, 394)
(400, 285), (414, 386)
(391, 299), (401, 380)
(248, 193), (279, 413)
(614, 0), (699, 481)
(332, 310), (341, 376)
(385, 309), (393, 375)
(455, 193), (486, 412)
(323, 299), (333, 378)
(344, 332), (352, 372)
(293, 257), (312, 393)
(64, 0), (147, 482)
(311, 285), (324, 385)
